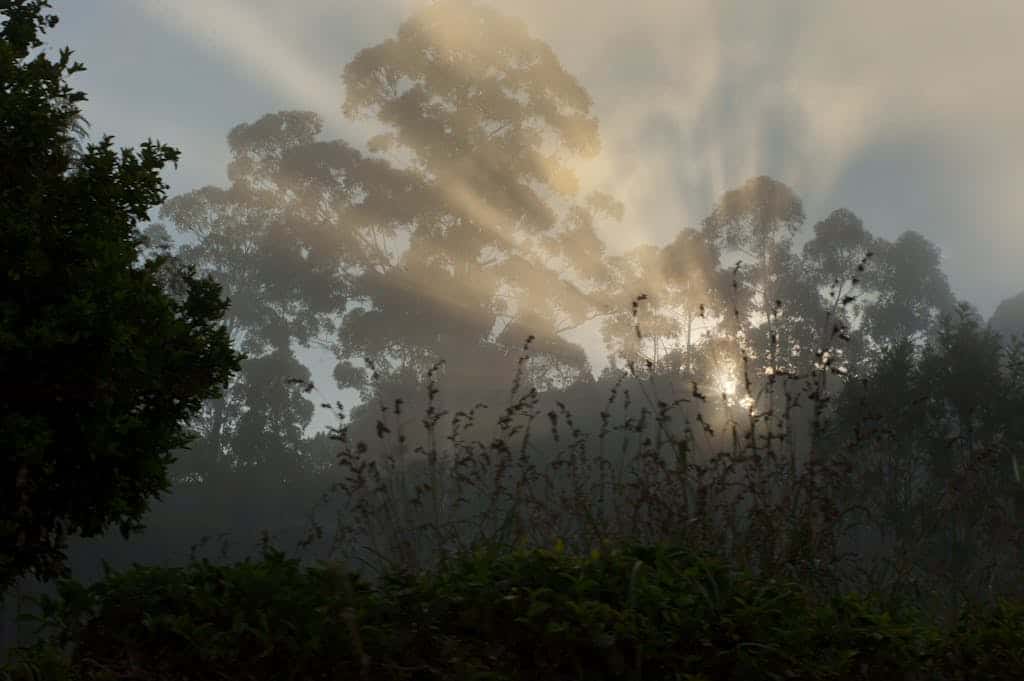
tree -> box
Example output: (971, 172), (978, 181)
(701, 177), (805, 309)
(828, 305), (1024, 603)
(338, 0), (619, 401)
(701, 176), (810, 373)
(155, 2), (623, 476)
(989, 290), (1024, 342)
(862, 230), (955, 349)
(599, 244), (685, 375)
(659, 229), (728, 373)
(0, 0), (241, 590)
(801, 209), (956, 376)
(598, 229), (726, 378)
(801, 208), (880, 376)
(803, 209), (877, 284)
(155, 111), (359, 484)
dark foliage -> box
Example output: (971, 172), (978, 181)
(6, 542), (1023, 680)
(0, 0), (242, 590)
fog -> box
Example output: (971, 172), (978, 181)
(56, 0), (1024, 314)
(4, 0), (1024, 654)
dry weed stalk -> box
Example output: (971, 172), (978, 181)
(296, 260), (1023, 626)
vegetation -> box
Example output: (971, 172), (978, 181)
(3, 0), (1024, 678)
(0, 0), (241, 591)
(4, 543), (1024, 680)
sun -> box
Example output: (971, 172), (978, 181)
(714, 363), (756, 412)
(714, 364), (737, 399)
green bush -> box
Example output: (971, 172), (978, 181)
(4, 538), (1022, 680)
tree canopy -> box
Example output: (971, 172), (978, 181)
(0, 0), (241, 590)
(990, 290), (1024, 342)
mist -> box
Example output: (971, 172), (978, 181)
(4, 0), (1024, 662)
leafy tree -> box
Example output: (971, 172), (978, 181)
(157, 111), (352, 356)
(803, 209), (878, 284)
(700, 176), (812, 373)
(997, 336), (1024, 523)
(694, 176), (828, 464)
(701, 176), (805, 314)
(918, 304), (1005, 457)
(863, 230), (955, 349)
(131, 1), (625, 562)
(338, 0), (620, 401)
(160, 0), (625, 473)
(829, 305), (1024, 604)
(801, 208), (880, 375)
(801, 210), (956, 376)
(0, 0), (241, 590)
(659, 229), (728, 373)
(744, 239), (825, 375)
(154, 111), (359, 484)
(989, 290), (1024, 342)
(599, 244), (685, 375)
(599, 229), (726, 378)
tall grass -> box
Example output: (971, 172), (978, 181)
(295, 263), (1023, 630)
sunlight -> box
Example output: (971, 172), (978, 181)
(714, 362), (756, 413)
(140, 0), (381, 145)
(714, 364), (737, 399)
(143, 0), (619, 372)
(140, 0), (872, 381)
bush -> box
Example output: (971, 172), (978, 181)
(4, 538), (1022, 680)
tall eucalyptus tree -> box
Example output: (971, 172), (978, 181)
(863, 230), (956, 351)
(154, 111), (360, 485)
(700, 176), (812, 374)
(990, 290), (1024, 342)
(599, 229), (727, 380)
(337, 0), (620, 408)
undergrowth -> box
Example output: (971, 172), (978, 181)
(4, 264), (1024, 679)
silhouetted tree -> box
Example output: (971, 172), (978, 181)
(802, 208), (879, 374)
(701, 177), (804, 310)
(660, 229), (729, 374)
(338, 0), (620, 402)
(863, 230), (955, 349)
(829, 305), (1024, 606)
(701, 176), (808, 374)
(599, 245), (686, 375)
(803, 209), (878, 285)
(0, 0), (241, 590)
(989, 290), (1024, 342)
(155, 111), (363, 484)
(599, 229), (727, 379)
(743, 239), (825, 375)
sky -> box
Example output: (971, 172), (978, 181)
(46, 0), (1024, 419)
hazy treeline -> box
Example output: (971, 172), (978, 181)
(83, 0), (1024, 580)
